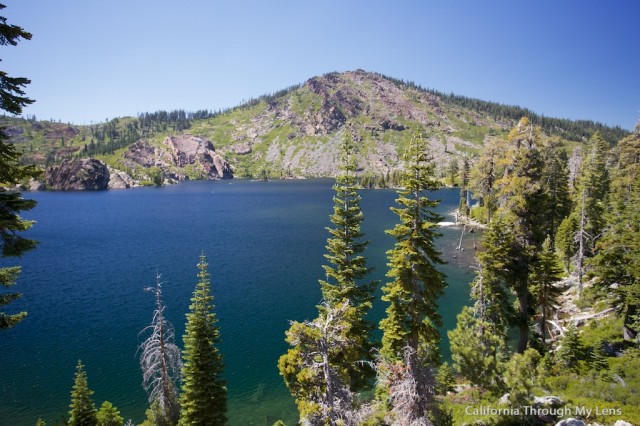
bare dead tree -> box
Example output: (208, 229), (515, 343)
(139, 274), (183, 425)
(376, 347), (438, 426)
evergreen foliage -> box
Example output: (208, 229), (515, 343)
(504, 349), (540, 407)
(555, 323), (586, 371)
(68, 360), (98, 426)
(96, 401), (124, 426)
(435, 362), (455, 396)
(178, 254), (226, 425)
(448, 306), (506, 393)
(529, 237), (563, 345)
(493, 117), (547, 352)
(458, 157), (470, 220)
(279, 129), (377, 423)
(317, 128), (377, 390)
(377, 129), (446, 425)
(540, 138), (571, 247)
(0, 4), (39, 330)
(557, 132), (610, 289)
(278, 301), (362, 425)
(590, 125), (640, 340)
(379, 129), (446, 364)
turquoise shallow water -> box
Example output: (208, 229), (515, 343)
(0, 179), (479, 425)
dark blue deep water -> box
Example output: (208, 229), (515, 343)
(0, 179), (479, 425)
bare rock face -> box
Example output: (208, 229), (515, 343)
(123, 135), (232, 181)
(108, 168), (137, 189)
(45, 158), (110, 190)
(164, 135), (232, 179)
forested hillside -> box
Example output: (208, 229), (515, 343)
(0, 70), (629, 189)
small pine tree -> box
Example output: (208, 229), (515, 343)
(178, 254), (226, 425)
(68, 360), (98, 426)
(96, 401), (124, 426)
(529, 236), (563, 345)
(504, 348), (541, 424)
(555, 323), (586, 371)
(35, 419), (46, 426)
(435, 362), (455, 396)
(448, 306), (507, 393)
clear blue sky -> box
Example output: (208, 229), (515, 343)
(2, 0), (639, 129)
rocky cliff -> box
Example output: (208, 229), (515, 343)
(122, 134), (232, 182)
(45, 158), (110, 190)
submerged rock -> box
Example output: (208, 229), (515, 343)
(45, 158), (110, 190)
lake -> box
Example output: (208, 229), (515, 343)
(0, 179), (479, 425)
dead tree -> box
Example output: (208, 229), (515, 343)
(139, 274), (183, 425)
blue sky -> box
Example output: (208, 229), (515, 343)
(2, 0), (639, 129)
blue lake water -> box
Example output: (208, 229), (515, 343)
(0, 179), (479, 425)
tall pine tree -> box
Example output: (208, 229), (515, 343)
(318, 128), (377, 390)
(279, 128), (376, 423)
(540, 137), (571, 248)
(379, 129), (446, 363)
(178, 254), (226, 426)
(494, 117), (546, 353)
(377, 129), (446, 424)
(557, 132), (610, 289)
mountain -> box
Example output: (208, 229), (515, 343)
(0, 70), (629, 187)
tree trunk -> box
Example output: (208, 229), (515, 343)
(517, 286), (529, 353)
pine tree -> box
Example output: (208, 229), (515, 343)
(377, 129), (446, 424)
(448, 306), (507, 393)
(279, 129), (376, 423)
(494, 117), (547, 352)
(540, 138), (571, 248)
(379, 129), (446, 364)
(0, 4), (40, 330)
(449, 216), (515, 393)
(68, 360), (98, 426)
(557, 132), (610, 289)
(555, 323), (586, 371)
(139, 275), (182, 425)
(469, 137), (507, 223)
(96, 401), (124, 426)
(591, 125), (640, 340)
(318, 128), (377, 390)
(278, 301), (361, 425)
(504, 349), (540, 408)
(178, 254), (226, 425)
(529, 237), (563, 345)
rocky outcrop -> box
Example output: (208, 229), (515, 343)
(123, 134), (232, 181)
(164, 135), (232, 179)
(108, 168), (138, 189)
(45, 158), (110, 190)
